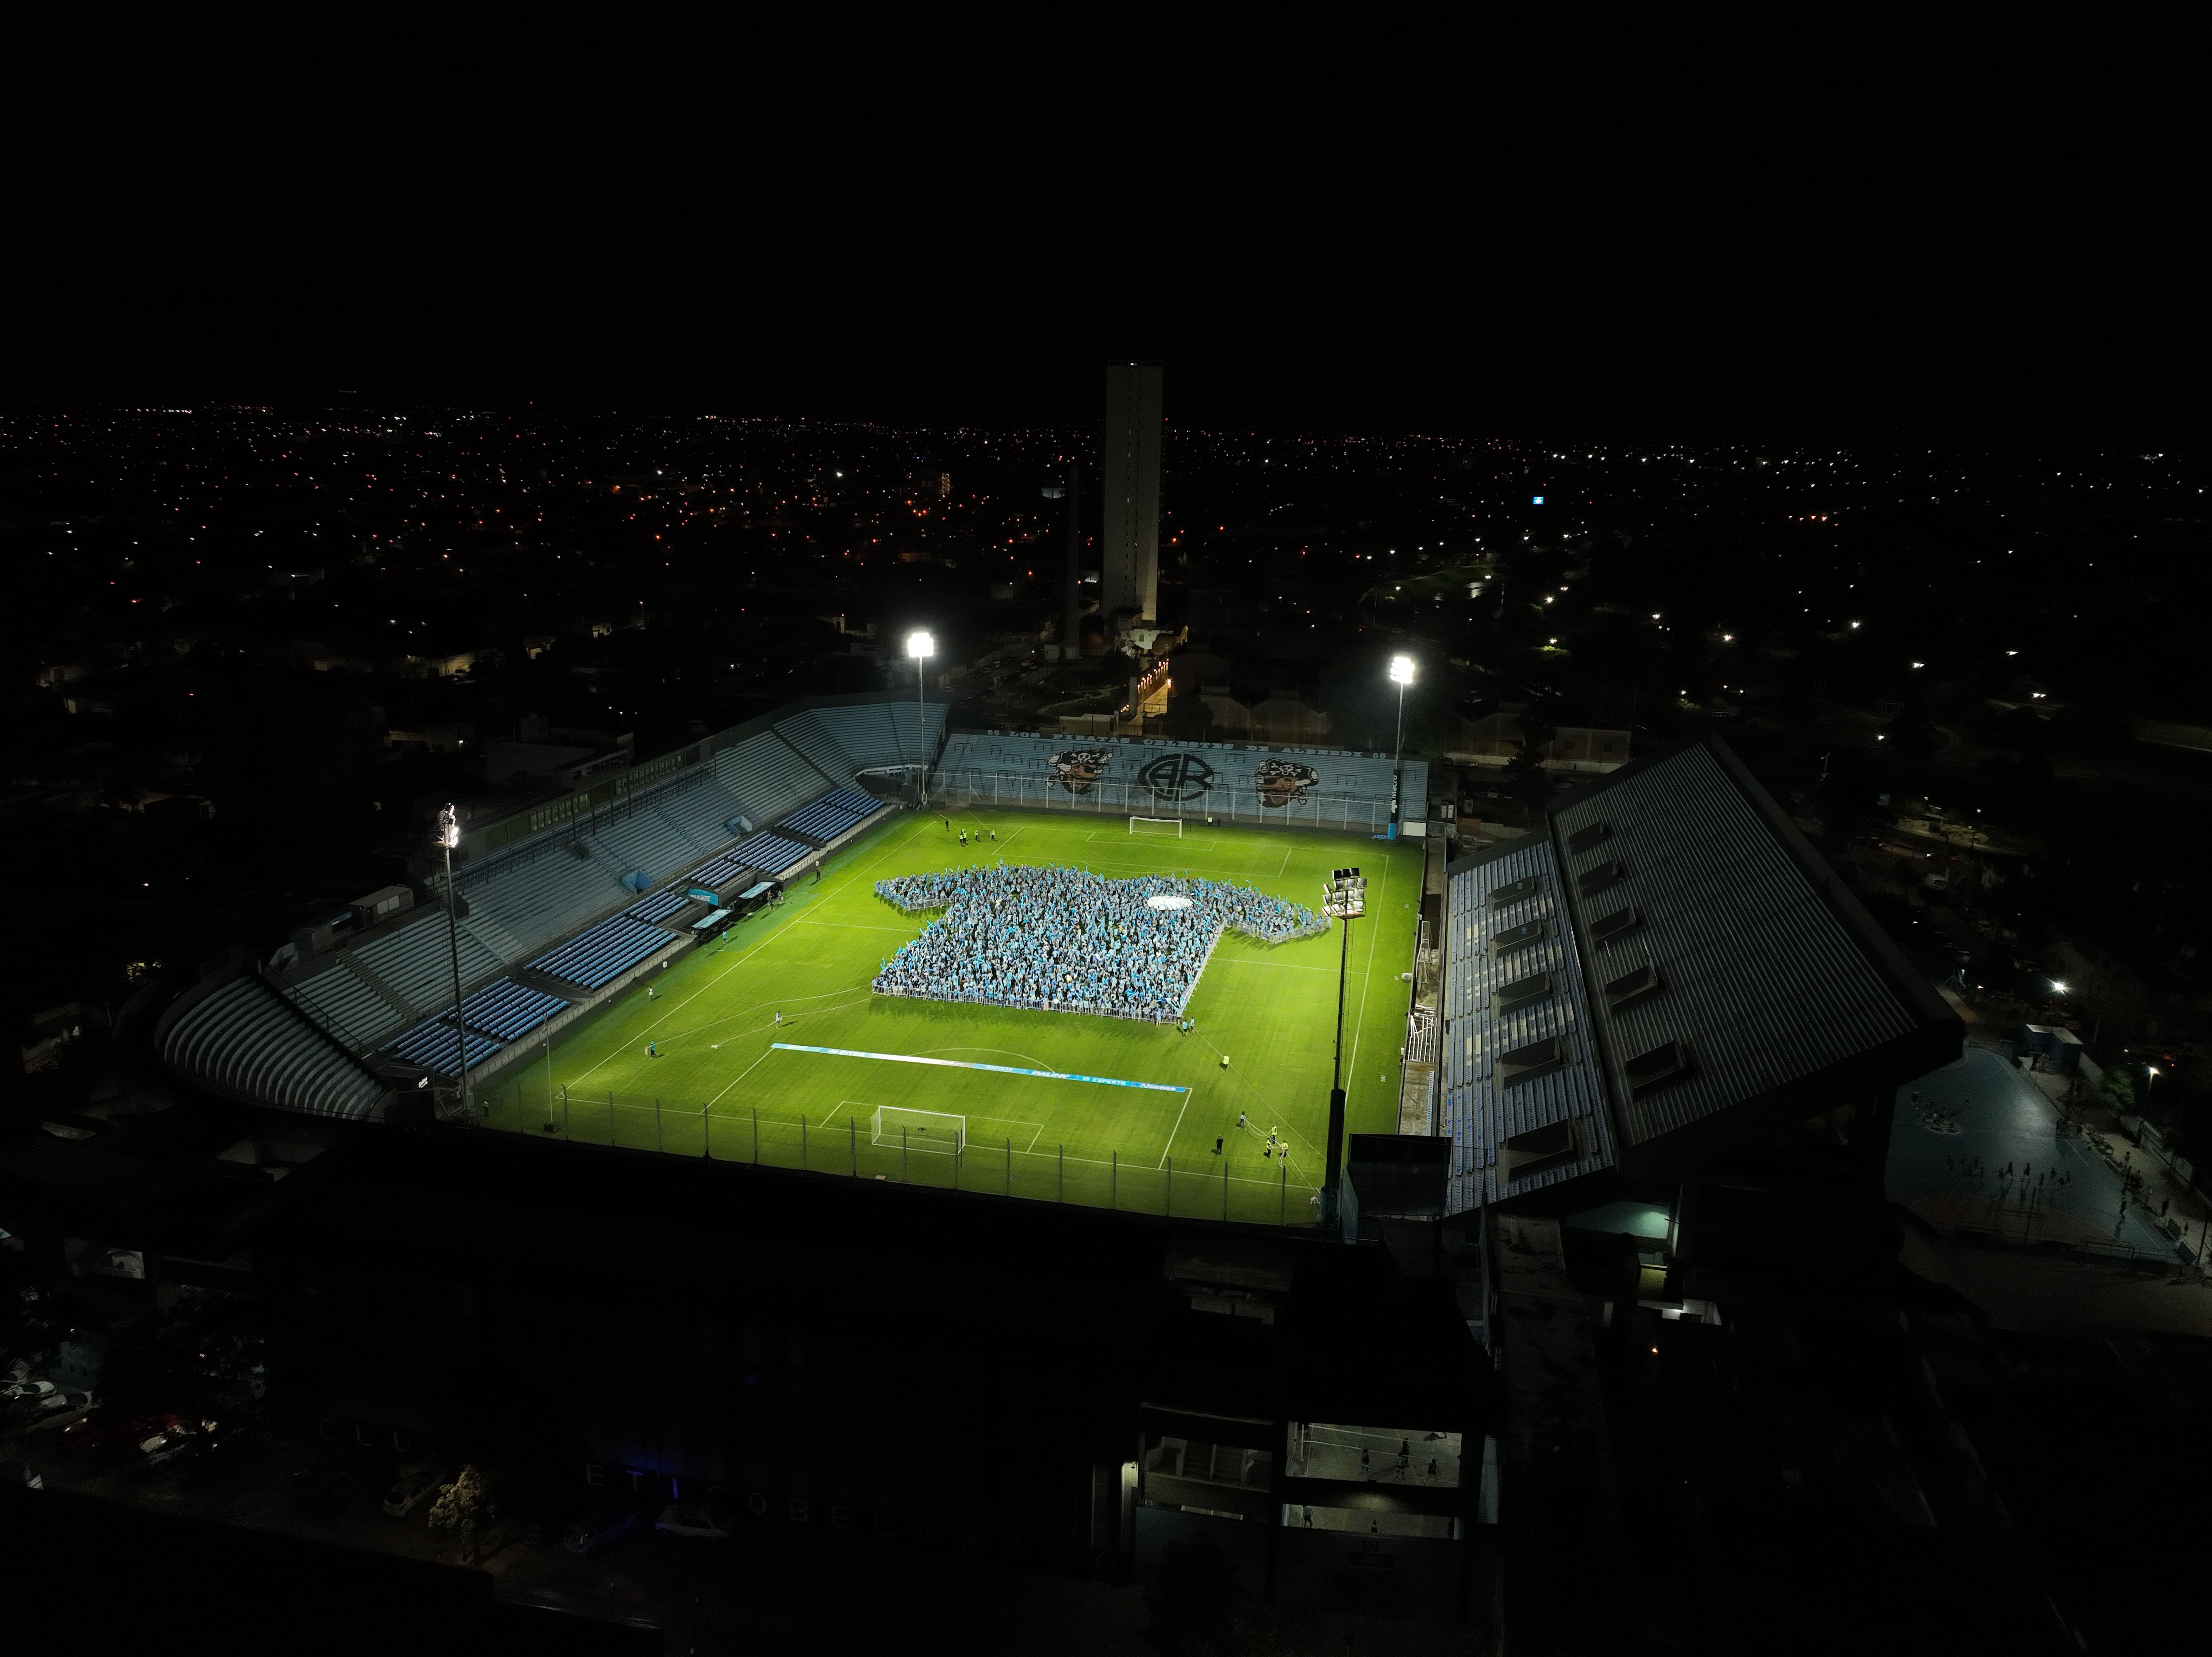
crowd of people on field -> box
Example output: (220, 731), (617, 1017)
(872, 863), (1326, 1021)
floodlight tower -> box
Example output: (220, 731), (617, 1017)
(1388, 654), (1416, 832)
(906, 630), (934, 807)
(436, 803), (470, 1121)
(1321, 867), (1367, 1232)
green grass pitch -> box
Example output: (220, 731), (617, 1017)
(480, 807), (1425, 1225)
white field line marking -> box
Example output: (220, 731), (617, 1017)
(1158, 1085), (1195, 1168)
(706, 1043), (779, 1106)
(772, 1043), (1188, 1092)
(1344, 851), (1398, 1105)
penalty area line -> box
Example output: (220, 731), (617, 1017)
(771, 1043), (1187, 1093)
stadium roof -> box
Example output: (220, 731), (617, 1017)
(1441, 733), (1959, 1212)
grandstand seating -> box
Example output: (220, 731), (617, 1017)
(352, 911), (504, 1013)
(776, 795), (871, 843)
(727, 831), (811, 875)
(783, 702), (944, 775)
(770, 711), (859, 788)
(384, 1016), (502, 1075)
(683, 852), (755, 891)
(287, 959), (406, 1049)
(587, 805), (703, 882)
(654, 768), (755, 851)
(165, 975), (388, 1118)
(711, 730), (829, 828)
(163, 696), (937, 1118)
(530, 914), (676, 990)
(454, 843), (629, 962)
(626, 886), (694, 923)
(455, 977), (568, 1041)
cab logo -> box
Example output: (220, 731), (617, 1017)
(1138, 752), (1216, 802)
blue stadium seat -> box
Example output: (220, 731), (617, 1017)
(352, 913), (503, 1013)
(774, 796), (868, 843)
(626, 887), (693, 924)
(529, 915), (674, 990)
(727, 831), (812, 875)
(383, 1016), (502, 1076)
(454, 977), (568, 1041)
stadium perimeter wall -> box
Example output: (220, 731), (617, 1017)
(936, 732), (1430, 835)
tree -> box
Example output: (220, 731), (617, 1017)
(2095, 1068), (2137, 1112)
(429, 1464), (495, 1564)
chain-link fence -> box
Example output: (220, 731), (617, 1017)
(931, 768), (1397, 835)
(477, 1085), (1322, 1226)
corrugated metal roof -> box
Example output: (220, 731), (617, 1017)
(1440, 837), (1616, 1213)
(1549, 741), (1926, 1149)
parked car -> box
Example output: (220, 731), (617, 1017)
(139, 1420), (217, 1469)
(655, 1501), (733, 1540)
(563, 1504), (638, 1554)
(382, 1462), (444, 1519)
(59, 1408), (165, 1455)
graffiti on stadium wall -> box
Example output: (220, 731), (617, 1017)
(952, 734), (1426, 815)
(1049, 748), (1114, 794)
(1253, 759), (1319, 809)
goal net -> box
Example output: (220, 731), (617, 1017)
(1129, 816), (1183, 837)
(872, 1105), (967, 1155)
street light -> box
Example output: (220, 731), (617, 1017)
(1388, 655), (1415, 832)
(906, 630), (933, 806)
(435, 804), (470, 1122)
(1320, 868), (1367, 1231)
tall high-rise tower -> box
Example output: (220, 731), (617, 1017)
(1100, 361), (1162, 626)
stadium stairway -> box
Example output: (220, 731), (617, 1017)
(288, 956), (409, 1049)
(770, 713), (858, 790)
(712, 730), (828, 828)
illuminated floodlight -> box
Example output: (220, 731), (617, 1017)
(906, 630), (934, 660)
(435, 804), (460, 849)
(1323, 867), (1367, 919)
(1388, 655), (1416, 687)
(2051, 980), (2070, 994)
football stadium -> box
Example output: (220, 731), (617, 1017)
(157, 694), (1430, 1227)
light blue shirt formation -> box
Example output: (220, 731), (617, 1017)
(871, 863), (1327, 1021)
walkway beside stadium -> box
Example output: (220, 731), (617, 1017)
(1886, 1047), (2185, 1261)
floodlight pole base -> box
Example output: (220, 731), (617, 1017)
(1321, 1086), (1348, 1234)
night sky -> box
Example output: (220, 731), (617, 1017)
(8, 19), (2200, 445)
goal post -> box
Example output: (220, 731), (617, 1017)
(871, 1105), (967, 1155)
(1129, 816), (1184, 837)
